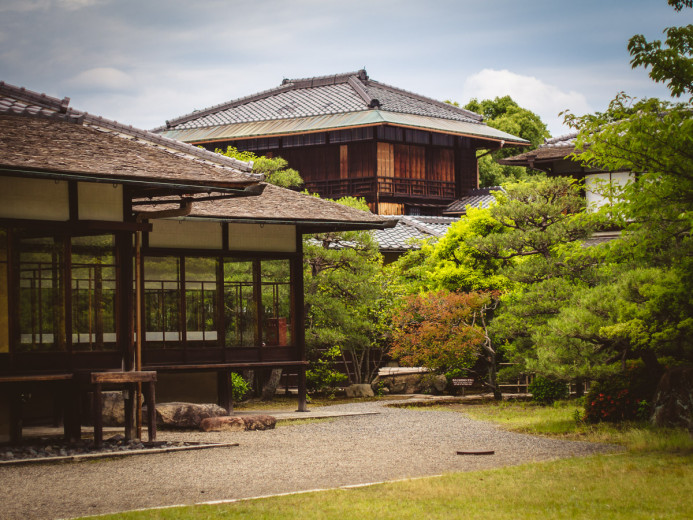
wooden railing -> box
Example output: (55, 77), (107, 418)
(304, 177), (456, 200)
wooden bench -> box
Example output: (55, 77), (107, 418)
(0, 373), (74, 443)
(90, 371), (157, 448)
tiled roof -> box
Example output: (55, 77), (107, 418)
(373, 215), (458, 251)
(1, 80), (392, 231)
(133, 184), (393, 229)
(159, 70), (483, 132)
(498, 133), (579, 166)
(0, 81), (260, 188)
(443, 187), (503, 215)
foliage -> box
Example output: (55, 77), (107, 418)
(386, 206), (510, 295)
(470, 177), (597, 283)
(532, 267), (693, 380)
(217, 146), (303, 188)
(231, 372), (251, 402)
(306, 345), (348, 396)
(628, 1), (693, 98)
(584, 362), (658, 423)
(303, 196), (388, 385)
(390, 290), (488, 373)
(556, 1), (693, 389)
(463, 96), (550, 187)
(527, 376), (568, 405)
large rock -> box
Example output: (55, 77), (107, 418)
(200, 415), (276, 432)
(345, 384), (374, 398)
(651, 367), (693, 431)
(373, 373), (447, 395)
(101, 391), (125, 426)
(155, 402), (228, 429)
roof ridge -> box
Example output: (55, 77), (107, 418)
(283, 69), (367, 88)
(1, 80), (257, 176)
(157, 83), (298, 131)
(399, 216), (446, 237)
(365, 79), (483, 122)
(0, 81), (70, 113)
(543, 132), (578, 146)
(347, 75), (379, 108)
(82, 112), (257, 174)
(159, 70), (371, 131)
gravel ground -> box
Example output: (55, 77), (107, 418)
(0, 399), (618, 520)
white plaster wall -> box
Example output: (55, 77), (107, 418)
(228, 223), (296, 252)
(0, 177), (69, 221)
(149, 220), (223, 249)
(78, 182), (123, 221)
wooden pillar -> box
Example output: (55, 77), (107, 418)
(297, 367), (308, 412)
(293, 230), (308, 412)
(92, 382), (103, 448)
(145, 381), (156, 442)
(217, 369), (233, 414)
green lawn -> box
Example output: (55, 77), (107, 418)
(81, 399), (693, 520)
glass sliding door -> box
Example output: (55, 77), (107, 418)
(260, 259), (291, 346)
(184, 256), (219, 345)
(71, 235), (117, 351)
(17, 236), (67, 351)
(144, 256), (182, 348)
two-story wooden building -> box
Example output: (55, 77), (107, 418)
(156, 70), (528, 216)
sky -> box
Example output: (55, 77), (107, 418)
(0, 0), (689, 137)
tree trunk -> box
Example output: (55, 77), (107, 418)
(261, 369), (283, 401)
(487, 358), (502, 401)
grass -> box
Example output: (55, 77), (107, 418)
(79, 398), (693, 520)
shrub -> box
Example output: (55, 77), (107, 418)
(231, 372), (251, 402)
(306, 346), (347, 395)
(528, 376), (568, 405)
(584, 361), (658, 423)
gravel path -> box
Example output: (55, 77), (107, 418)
(0, 399), (617, 520)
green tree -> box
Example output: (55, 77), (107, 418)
(470, 178), (602, 389)
(304, 197), (388, 385)
(385, 205), (509, 295)
(386, 205), (511, 398)
(217, 146), (303, 188)
(557, 0), (693, 384)
(463, 96), (550, 187)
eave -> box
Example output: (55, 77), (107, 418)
(159, 110), (530, 148)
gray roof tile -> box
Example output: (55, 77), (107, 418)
(373, 215), (458, 251)
(444, 187), (503, 215)
(160, 69), (483, 132)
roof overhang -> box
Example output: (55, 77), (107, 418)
(160, 110), (530, 148)
(0, 165), (260, 197)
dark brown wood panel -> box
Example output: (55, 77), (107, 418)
(347, 141), (376, 179)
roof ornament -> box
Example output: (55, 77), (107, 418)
(59, 97), (70, 114)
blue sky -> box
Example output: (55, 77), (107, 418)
(0, 0), (689, 136)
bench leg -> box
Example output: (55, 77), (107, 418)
(9, 385), (23, 444)
(124, 384), (135, 442)
(146, 381), (156, 442)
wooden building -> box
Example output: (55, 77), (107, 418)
(498, 133), (634, 210)
(0, 81), (391, 443)
(156, 70), (528, 216)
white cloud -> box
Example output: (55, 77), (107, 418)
(57, 0), (104, 10)
(0, 0), (102, 12)
(460, 69), (594, 137)
(66, 67), (134, 91)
